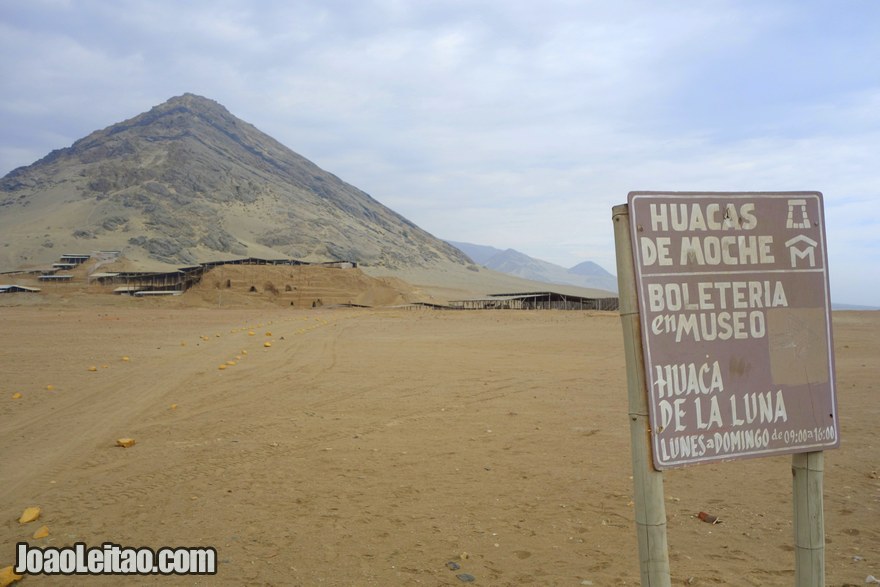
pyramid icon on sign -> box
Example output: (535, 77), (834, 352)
(786, 199), (810, 229)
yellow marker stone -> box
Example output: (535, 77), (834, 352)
(88, 366), (97, 372)
(12, 393), (22, 400)
(33, 525), (49, 539)
(121, 356), (130, 362)
(264, 341), (272, 348)
(218, 364), (227, 370)
(265, 331), (272, 336)
(248, 331), (255, 336)
(0, 565), (23, 586)
(170, 404), (178, 410)
(226, 360), (236, 366)
(115, 438), (136, 448)
(46, 385), (55, 391)
(18, 507), (41, 524)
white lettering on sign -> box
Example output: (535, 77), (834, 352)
(647, 281), (788, 312)
(654, 364), (788, 436)
(729, 390), (788, 426)
(677, 235), (775, 266)
(656, 361), (725, 433)
(639, 234), (776, 267)
(651, 311), (766, 342)
(639, 201), (780, 268)
(644, 281), (787, 342)
(640, 237), (673, 266)
(654, 361), (724, 399)
(656, 387), (791, 458)
(649, 203), (758, 232)
(654, 422), (832, 462)
(628, 191), (837, 468)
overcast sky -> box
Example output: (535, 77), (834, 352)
(1, 0), (878, 305)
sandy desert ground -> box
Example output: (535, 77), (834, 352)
(0, 300), (878, 586)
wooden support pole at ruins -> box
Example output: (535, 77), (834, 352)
(793, 451), (825, 586)
(612, 203), (672, 587)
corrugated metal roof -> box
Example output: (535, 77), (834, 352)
(449, 294), (546, 302)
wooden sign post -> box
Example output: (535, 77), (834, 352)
(612, 203), (671, 586)
(793, 451), (825, 586)
(613, 192), (839, 586)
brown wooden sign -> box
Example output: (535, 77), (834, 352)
(628, 191), (839, 469)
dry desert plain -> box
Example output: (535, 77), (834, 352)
(0, 301), (878, 586)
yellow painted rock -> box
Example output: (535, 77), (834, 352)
(12, 393), (22, 400)
(265, 331), (272, 336)
(33, 525), (49, 539)
(102, 364), (109, 369)
(170, 404), (178, 410)
(116, 438), (136, 448)
(121, 356), (130, 362)
(218, 364), (227, 370)
(46, 385), (55, 391)
(18, 506), (41, 524)
(88, 366), (97, 372)
(0, 565), (23, 586)
(241, 350), (247, 355)
(263, 341), (272, 348)
(248, 331), (255, 336)
(226, 361), (236, 366)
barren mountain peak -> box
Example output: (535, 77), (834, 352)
(0, 94), (470, 270)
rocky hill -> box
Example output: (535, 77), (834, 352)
(0, 93), (471, 271)
(446, 240), (618, 292)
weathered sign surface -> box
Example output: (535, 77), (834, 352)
(628, 191), (839, 469)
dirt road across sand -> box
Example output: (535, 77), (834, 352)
(1, 307), (878, 585)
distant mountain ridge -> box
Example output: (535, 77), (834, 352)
(446, 240), (618, 292)
(0, 93), (470, 271)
